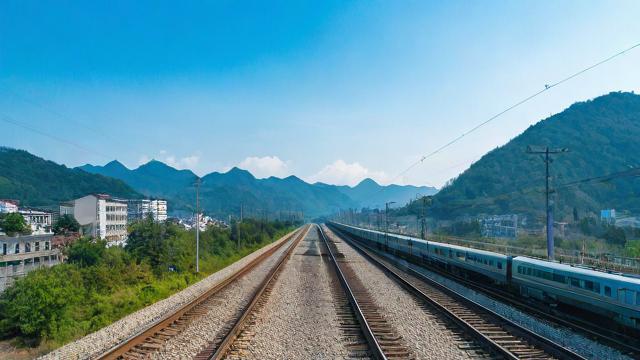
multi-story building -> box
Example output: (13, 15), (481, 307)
(601, 209), (616, 225)
(0, 234), (61, 292)
(150, 199), (167, 222)
(61, 194), (128, 245)
(19, 209), (53, 235)
(480, 214), (518, 239)
(128, 199), (168, 222)
(0, 199), (19, 214)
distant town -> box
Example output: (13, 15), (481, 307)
(0, 195), (227, 292)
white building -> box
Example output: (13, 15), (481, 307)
(19, 209), (53, 235)
(150, 199), (167, 222)
(61, 194), (128, 245)
(0, 200), (18, 214)
(128, 199), (168, 222)
(1, 234), (61, 292)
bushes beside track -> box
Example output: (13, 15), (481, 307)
(0, 218), (296, 349)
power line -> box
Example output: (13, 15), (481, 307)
(2, 88), (118, 143)
(1, 114), (111, 159)
(393, 41), (640, 183)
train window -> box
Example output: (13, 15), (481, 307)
(584, 280), (600, 293)
(552, 274), (566, 283)
(625, 291), (634, 305)
(570, 277), (580, 288)
(636, 293), (640, 306)
(527, 267), (532, 276)
(456, 252), (465, 260)
(604, 286), (612, 297)
(584, 281), (593, 291)
(517, 266), (523, 274)
(497, 262), (503, 270)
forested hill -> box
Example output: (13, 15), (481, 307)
(0, 147), (141, 207)
(423, 91), (640, 221)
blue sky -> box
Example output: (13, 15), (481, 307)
(2, 1), (640, 187)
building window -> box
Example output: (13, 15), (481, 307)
(2, 243), (6, 255)
(35, 242), (40, 252)
(15, 243), (19, 254)
(45, 242), (50, 250)
(25, 242), (31, 253)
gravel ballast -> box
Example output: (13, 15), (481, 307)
(152, 229), (304, 359)
(40, 230), (298, 360)
(338, 228), (633, 360)
(322, 225), (473, 360)
(241, 226), (351, 359)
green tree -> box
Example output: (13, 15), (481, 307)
(52, 214), (80, 234)
(0, 212), (31, 236)
(601, 225), (626, 246)
(0, 266), (84, 343)
(66, 238), (106, 267)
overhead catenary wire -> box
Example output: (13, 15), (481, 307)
(392, 41), (640, 184)
(405, 166), (640, 211)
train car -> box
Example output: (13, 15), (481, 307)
(426, 241), (510, 284)
(512, 256), (640, 330)
(331, 222), (509, 284)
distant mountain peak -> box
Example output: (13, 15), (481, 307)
(355, 178), (380, 188)
(227, 167), (255, 178)
(104, 160), (128, 170)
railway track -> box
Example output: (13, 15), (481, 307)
(327, 225), (587, 360)
(386, 246), (640, 358)
(319, 224), (412, 360)
(97, 225), (309, 360)
(372, 230), (640, 357)
(195, 224), (309, 359)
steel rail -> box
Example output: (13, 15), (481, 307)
(329, 225), (587, 360)
(206, 224), (311, 359)
(317, 224), (387, 360)
(97, 226), (305, 360)
(396, 252), (640, 357)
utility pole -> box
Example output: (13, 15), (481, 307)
(195, 177), (200, 273)
(385, 201), (395, 251)
(526, 146), (569, 260)
(420, 196), (429, 240)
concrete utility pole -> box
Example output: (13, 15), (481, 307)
(195, 177), (200, 273)
(526, 146), (569, 261)
(420, 196), (429, 240)
(385, 201), (395, 250)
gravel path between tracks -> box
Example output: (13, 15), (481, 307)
(363, 237), (634, 360)
(241, 226), (351, 359)
(39, 230), (298, 360)
(323, 226), (472, 360)
(151, 230), (302, 359)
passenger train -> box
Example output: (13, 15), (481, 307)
(328, 222), (640, 332)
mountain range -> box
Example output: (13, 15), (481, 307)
(78, 160), (437, 219)
(405, 91), (640, 223)
(0, 147), (141, 208)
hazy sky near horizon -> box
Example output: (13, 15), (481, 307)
(2, 1), (640, 187)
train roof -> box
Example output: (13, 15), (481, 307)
(333, 222), (507, 259)
(513, 256), (640, 285)
(428, 240), (509, 259)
